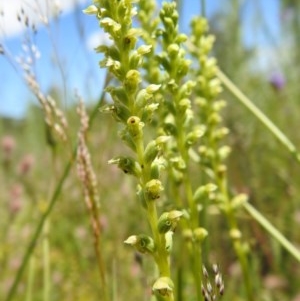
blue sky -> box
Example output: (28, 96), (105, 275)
(0, 0), (281, 118)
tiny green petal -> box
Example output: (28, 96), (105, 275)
(165, 231), (173, 252)
(124, 235), (138, 245)
(108, 156), (141, 176)
(100, 17), (121, 33)
(137, 44), (152, 55)
(124, 234), (155, 254)
(146, 84), (161, 94)
(83, 5), (98, 15)
(155, 135), (170, 144)
(152, 277), (174, 297)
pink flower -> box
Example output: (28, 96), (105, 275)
(18, 154), (35, 175)
(9, 184), (23, 214)
(1, 135), (16, 157)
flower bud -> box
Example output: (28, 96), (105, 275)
(137, 44), (152, 55)
(100, 57), (121, 77)
(124, 234), (155, 254)
(170, 156), (186, 171)
(182, 229), (193, 241)
(143, 136), (170, 164)
(119, 128), (136, 151)
(135, 89), (152, 108)
(100, 17), (121, 34)
(107, 86), (129, 106)
(231, 193), (248, 209)
(127, 116), (144, 138)
(108, 156), (141, 176)
(175, 33), (188, 43)
(129, 51), (142, 69)
(150, 161), (160, 179)
(193, 183), (217, 203)
(137, 185), (147, 208)
(218, 145), (231, 160)
(208, 78), (222, 97)
(212, 99), (227, 111)
(167, 43), (180, 58)
(179, 80), (196, 98)
(146, 84), (161, 94)
(203, 57), (217, 77)
(177, 59), (191, 77)
(208, 112), (222, 125)
(152, 277), (174, 297)
(150, 157), (166, 179)
(178, 98), (191, 113)
(230, 228), (242, 240)
(145, 179), (163, 200)
(124, 70), (141, 95)
(185, 127), (205, 146)
(156, 52), (170, 71)
(157, 210), (183, 233)
(193, 227), (208, 242)
(144, 140), (159, 164)
(213, 128), (230, 141)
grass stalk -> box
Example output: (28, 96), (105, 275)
(43, 220), (50, 301)
(25, 256), (35, 301)
(217, 69), (300, 164)
(200, 0), (206, 17)
(243, 202), (300, 262)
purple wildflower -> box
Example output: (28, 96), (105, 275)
(269, 72), (285, 91)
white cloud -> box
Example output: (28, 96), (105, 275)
(86, 31), (112, 51)
(0, 0), (88, 38)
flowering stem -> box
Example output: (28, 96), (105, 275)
(216, 171), (254, 301)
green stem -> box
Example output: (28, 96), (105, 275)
(25, 256), (35, 301)
(176, 105), (203, 301)
(43, 220), (50, 301)
(217, 175), (254, 301)
(135, 134), (171, 278)
(243, 202), (300, 262)
(217, 69), (300, 164)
